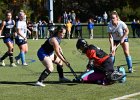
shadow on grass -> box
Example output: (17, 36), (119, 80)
(0, 80), (79, 86)
(117, 61), (140, 67)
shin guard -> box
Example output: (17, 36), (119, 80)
(9, 53), (14, 64)
(1, 52), (9, 60)
(57, 65), (64, 78)
(38, 69), (51, 82)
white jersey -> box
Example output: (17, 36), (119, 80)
(107, 20), (128, 40)
(32, 23), (38, 32)
(16, 20), (27, 39)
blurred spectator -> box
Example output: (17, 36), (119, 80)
(63, 11), (68, 24)
(47, 20), (54, 38)
(32, 22), (38, 40)
(131, 19), (137, 38)
(87, 18), (94, 39)
(136, 19), (140, 38)
(103, 11), (108, 24)
(71, 10), (76, 21)
(97, 16), (102, 24)
(27, 20), (33, 39)
(66, 20), (72, 39)
(41, 20), (47, 38)
(38, 20), (42, 38)
(70, 19), (76, 39)
(68, 12), (72, 22)
(75, 19), (82, 38)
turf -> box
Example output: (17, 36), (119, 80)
(0, 38), (140, 100)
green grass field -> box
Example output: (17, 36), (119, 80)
(0, 38), (140, 100)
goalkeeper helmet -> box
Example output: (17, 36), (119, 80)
(76, 39), (88, 53)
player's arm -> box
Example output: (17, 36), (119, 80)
(121, 26), (129, 44)
(0, 21), (6, 35)
(13, 20), (17, 36)
(108, 32), (114, 52)
(50, 37), (68, 64)
(86, 59), (94, 71)
(17, 28), (27, 40)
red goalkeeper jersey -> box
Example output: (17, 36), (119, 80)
(86, 45), (109, 66)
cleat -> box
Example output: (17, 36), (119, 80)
(1, 60), (5, 66)
(59, 77), (71, 82)
(22, 63), (28, 66)
(128, 68), (133, 73)
(10, 63), (17, 67)
(35, 81), (45, 87)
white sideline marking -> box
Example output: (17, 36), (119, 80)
(111, 92), (140, 100)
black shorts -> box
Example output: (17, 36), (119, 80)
(15, 38), (27, 46)
(94, 57), (114, 73)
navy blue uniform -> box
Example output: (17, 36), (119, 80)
(2, 20), (15, 43)
(37, 37), (61, 61)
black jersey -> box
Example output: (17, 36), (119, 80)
(3, 20), (15, 37)
(88, 45), (108, 58)
(41, 37), (61, 54)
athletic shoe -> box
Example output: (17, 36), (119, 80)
(22, 63), (28, 66)
(10, 63), (17, 67)
(15, 57), (20, 64)
(128, 68), (133, 73)
(35, 81), (46, 87)
(1, 60), (5, 66)
(59, 77), (71, 82)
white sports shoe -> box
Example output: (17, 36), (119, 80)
(22, 63), (28, 66)
(10, 63), (17, 67)
(128, 68), (133, 73)
(35, 81), (46, 87)
(1, 60), (5, 66)
(59, 77), (71, 82)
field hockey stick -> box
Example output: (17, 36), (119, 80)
(60, 51), (79, 80)
(110, 43), (120, 55)
(0, 36), (5, 38)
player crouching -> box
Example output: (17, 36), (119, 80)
(74, 39), (126, 85)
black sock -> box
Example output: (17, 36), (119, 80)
(1, 52), (9, 60)
(57, 65), (64, 78)
(9, 53), (13, 64)
(38, 69), (51, 82)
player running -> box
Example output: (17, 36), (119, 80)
(0, 11), (16, 67)
(15, 11), (30, 66)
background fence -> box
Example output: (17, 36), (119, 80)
(53, 23), (134, 39)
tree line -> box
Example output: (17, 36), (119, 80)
(0, 0), (140, 22)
